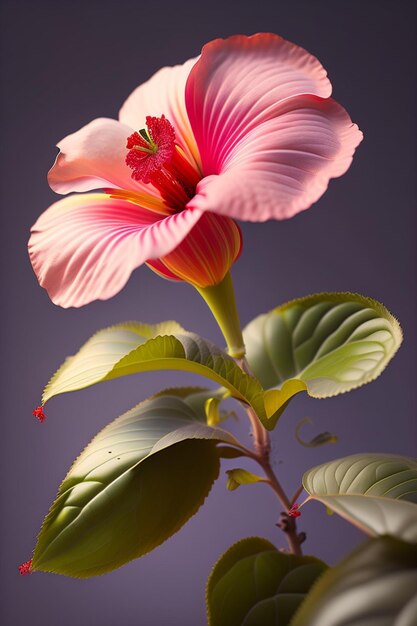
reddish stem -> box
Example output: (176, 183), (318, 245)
(237, 357), (304, 556)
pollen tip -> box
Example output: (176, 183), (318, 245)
(33, 405), (47, 423)
(18, 559), (33, 576)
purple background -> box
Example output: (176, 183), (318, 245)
(1, 0), (416, 624)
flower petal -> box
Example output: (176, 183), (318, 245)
(187, 95), (363, 222)
(29, 193), (202, 307)
(48, 118), (159, 196)
(185, 33), (332, 175)
(119, 58), (201, 171)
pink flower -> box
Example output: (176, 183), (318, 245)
(29, 33), (362, 308)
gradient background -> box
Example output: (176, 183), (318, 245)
(1, 0), (416, 624)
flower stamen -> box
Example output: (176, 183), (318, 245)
(126, 115), (200, 210)
(126, 115), (175, 184)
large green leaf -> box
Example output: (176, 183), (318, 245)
(32, 391), (239, 578)
(291, 536), (417, 626)
(42, 320), (185, 402)
(243, 293), (402, 398)
(303, 454), (417, 542)
(41, 322), (278, 426)
(206, 537), (327, 626)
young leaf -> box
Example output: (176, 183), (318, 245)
(243, 293), (402, 399)
(291, 536), (417, 626)
(32, 391), (239, 578)
(41, 323), (273, 426)
(153, 386), (227, 420)
(205, 397), (223, 426)
(263, 380), (307, 428)
(206, 537), (327, 626)
(302, 453), (417, 541)
(295, 417), (338, 448)
(225, 468), (266, 491)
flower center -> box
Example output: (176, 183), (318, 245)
(126, 115), (200, 211)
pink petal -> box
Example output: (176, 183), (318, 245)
(187, 95), (363, 222)
(48, 118), (159, 196)
(185, 33), (332, 175)
(29, 193), (202, 307)
(119, 58), (201, 171)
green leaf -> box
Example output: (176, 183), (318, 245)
(243, 293), (402, 399)
(217, 446), (248, 459)
(42, 322), (273, 426)
(32, 391), (240, 578)
(207, 537), (327, 626)
(302, 453), (417, 541)
(42, 320), (186, 403)
(291, 536), (417, 626)
(226, 468), (266, 491)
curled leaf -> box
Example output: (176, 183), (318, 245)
(205, 397), (222, 426)
(295, 417), (338, 448)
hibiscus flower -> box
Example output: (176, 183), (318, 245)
(29, 33), (362, 309)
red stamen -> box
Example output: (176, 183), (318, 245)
(33, 405), (46, 423)
(18, 559), (33, 576)
(126, 115), (200, 210)
(126, 115), (175, 184)
(288, 503), (301, 518)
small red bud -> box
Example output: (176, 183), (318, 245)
(288, 503), (301, 518)
(33, 405), (47, 423)
(18, 559), (33, 576)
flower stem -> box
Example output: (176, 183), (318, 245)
(196, 272), (245, 358)
(198, 273), (303, 555)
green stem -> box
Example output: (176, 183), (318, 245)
(196, 272), (245, 358)
(197, 273), (303, 554)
